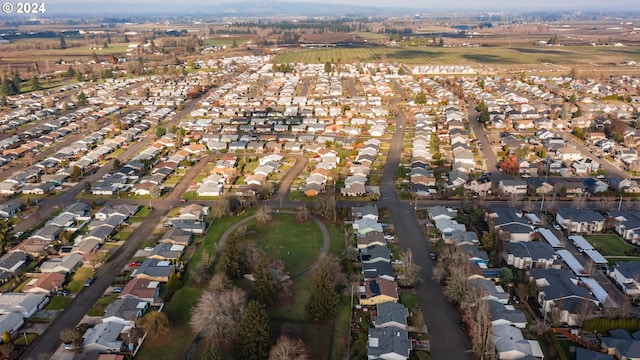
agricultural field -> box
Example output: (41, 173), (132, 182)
(274, 43), (640, 68)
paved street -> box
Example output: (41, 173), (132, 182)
(377, 103), (472, 359)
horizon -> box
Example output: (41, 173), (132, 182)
(23, 0), (640, 16)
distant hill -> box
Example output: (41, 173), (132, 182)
(51, 1), (415, 17)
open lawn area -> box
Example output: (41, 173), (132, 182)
(241, 213), (324, 275)
(584, 234), (639, 257)
(44, 296), (72, 311)
(67, 266), (94, 293)
(138, 209), (348, 360)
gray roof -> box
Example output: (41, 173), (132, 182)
(362, 262), (395, 280)
(557, 208), (605, 223)
(470, 278), (509, 302)
(83, 321), (125, 353)
(487, 299), (527, 325)
(0, 252), (27, 273)
(529, 268), (596, 307)
(609, 211), (640, 231)
(132, 258), (173, 280)
(374, 302), (409, 328)
(352, 205), (379, 219)
(367, 327), (412, 358)
(614, 261), (640, 279)
(360, 245), (392, 263)
(104, 297), (147, 322)
(148, 243), (185, 260)
(506, 241), (557, 260)
(602, 329), (640, 359)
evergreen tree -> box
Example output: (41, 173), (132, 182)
(202, 346), (223, 360)
(76, 91), (88, 107)
(10, 72), (20, 94)
(236, 300), (271, 360)
(167, 269), (182, 292)
(221, 236), (242, 279)
(253, 257), (275, 306)
(414, 91), (427, 104)
(66, 65), (76, 79)
(305, 261), (339, 320)
(30, 75), (41, 91)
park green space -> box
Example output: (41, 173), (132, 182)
(583, 234), (638, 257)
(242, 213), (323, 275)
(138, 209), (346, 360)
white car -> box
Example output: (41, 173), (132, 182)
(521, 173), (532, 179)
(553, 224), (562, 231)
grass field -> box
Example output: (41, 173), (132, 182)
(584, 234), (638, 257)
(241, 213), (324, 276)
(274, 44), (640, 66)
(67, 266), (94, 293)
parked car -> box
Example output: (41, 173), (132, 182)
(56, 289), (70, 296)
(84, 277), (96, 287)
(553, 224), (562, 231)
(112, 287), (123, 294)
(429, 252), (437, 261)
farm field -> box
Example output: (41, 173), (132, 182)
(274, 44), (640, 67)
(583, 234), (638, 257)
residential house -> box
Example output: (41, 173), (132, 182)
(362, 262), (395, 281)
(352, 205), (379, 221)
(103, 297), (148, 326)
(601, 328), (640, 360)
(426, 206), (457, 221)
(83, 322), (127, 354)
(0, 312), (24, 335)
(0, 292), (48, 318)
(359, 245), (392, 264)
(40, 253), (83, 274)
(356, 232), (387, 250)
(358, 277), (399, 306)
(120, 278), (161, 305)
(22, 272), (65, 294)
(487, 299), (528, 329)
(498, 180), (528, 195)
(0, 252), (27, 275)
(367, 327), (412, 360)
(485, 208), (536, 242)
(505, 241), (559, 269)
(131, 259), (173, 282)
(0, 202), (22, 218)
(583, 178), (609, 194)
(556, 208), (605, 233)
(10, 238), (50, 258)
(492, 324), (544, 360)
(178, 204), (209, 221)
(373, 302), (409, 330)
(160, 228), (192, 247)
(530, 268), (599, 326)
(148, 243), (185, 262)
(353, 218), (383, 236)
(172, 219), (206, 235)
(610, 262), (640, 296)
(610, 211), (640, 244)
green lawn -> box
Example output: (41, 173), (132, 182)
(583, 234), (638, 257)
(242, 213), (324, 275)
(607, 257), (640, 265)
(45, 296), (72, 310)
(87, 295), (118, 316)
(67, 267), (94, 293)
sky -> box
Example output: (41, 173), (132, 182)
(54, 0), (637, 10)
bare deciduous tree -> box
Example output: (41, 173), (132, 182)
(190, 286), (246, 348)
(269, 335), (309, 360)
(256, 205), (272, 224)
(397, 249), (422, 287)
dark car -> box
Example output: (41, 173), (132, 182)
(429, 252), (437, 261)
(84, 277), (96, 287)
